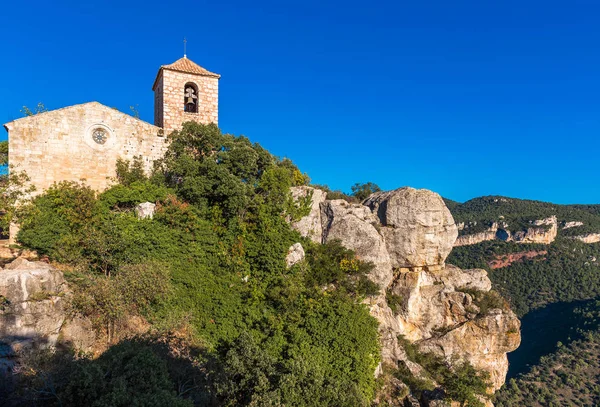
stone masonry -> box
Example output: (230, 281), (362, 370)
(4, 56), (221, 196)
(4, 102), (168, 193)
(152, 57), (219, 134)
(3, 56), (220, 241)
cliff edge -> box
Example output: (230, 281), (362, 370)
(291, 186), (521, 405)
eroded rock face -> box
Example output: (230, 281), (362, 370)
(455, 223), (499, 247)
(364, 188), (458, 268)
(321, 200), (393, 287)
(421, 310), (521, 390)
(285, 243), (305, 268)
(563, 221), (584, 230)
(512, 216), (558, 244)
(0, 258), (67, 350)
(571, 233), (600, 244)
(290, 186), (327, 243)
(290, 186), (521, 399)
(456, 217), (558, 247)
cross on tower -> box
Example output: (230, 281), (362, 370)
(183, 38), (187, 58)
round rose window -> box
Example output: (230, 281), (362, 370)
(92, 128), (108, 144)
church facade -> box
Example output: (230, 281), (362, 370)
(3, 56), (220, 193)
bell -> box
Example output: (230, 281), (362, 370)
(186, 97), (195, 105)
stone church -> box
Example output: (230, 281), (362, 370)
(3, 56), (220, 193)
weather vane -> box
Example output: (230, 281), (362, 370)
(183, 37), (187, 58)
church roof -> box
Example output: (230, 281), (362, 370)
(162, 57), (220, 78)
(3, 102), (159, 132)
(152, 57), (220, 90)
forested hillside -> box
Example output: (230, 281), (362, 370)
(495, 300), (600, 406)
(2, 124), (495, 407)
(447, 196), (600, 316)
(3, 123), (381, 406)
(447, 196), (600, 406)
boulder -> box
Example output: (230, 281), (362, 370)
(0, 258), (67, 350)
(285, 243), (305, 268)
(364, 188), (458, 268)
(321, 200), (393, 288)
(135, 202), (156, 220)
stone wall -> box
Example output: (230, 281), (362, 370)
(4, 102), (168, 194)
(153, 68), (219, 134)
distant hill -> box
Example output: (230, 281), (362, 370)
(494, 299), (600, 406)
(446, 196), (600, 316)
(446, 195), (600, 237)
(445, 196), (600, 405)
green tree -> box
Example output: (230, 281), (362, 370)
(21, 102), (48, 116)
(0, 169), (35, 237)
(0, 140), (8, 166)
(351, 182), (381, 201)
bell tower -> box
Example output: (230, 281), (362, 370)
(152, 56), (220, 134)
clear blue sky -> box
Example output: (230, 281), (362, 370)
(1, 0), (599, 204)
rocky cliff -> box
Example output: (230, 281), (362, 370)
(455, 216), (558, 247)
(291, 187), (521, 404)
(0, 258), (67, 350)
(571, 233), (600, 244)
(0, 257), (94, 391)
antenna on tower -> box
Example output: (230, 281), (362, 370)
(183, 38), (187, 58)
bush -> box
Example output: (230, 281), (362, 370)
(395, 336), (490, 406)
(457, 288), (507, 315)
(17, 181), (96, 260)
(13, 122), (383, 407)
(59, 341), (192, 407)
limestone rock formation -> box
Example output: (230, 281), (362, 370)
(135, 202), (156, 219)
(512, 216), (557, 244)
(455, 216), (558, 247)
(0, 258), (67, 350)
(291, 186), (521, 401)
(571, 233), (600, 244)
(321, 199), (393, 287)
(290, 186), (327, 243)
(563, 221), (584, 230)
(285, 243), (305, 268)
(364, 188), (458, 268)
(455, 223), (499, 247)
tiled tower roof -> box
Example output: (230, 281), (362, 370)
(160, 57), (220, 78)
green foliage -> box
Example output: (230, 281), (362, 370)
(71, 261), (172, 341)
(14, 122), (382, 406)
(98, 181), (170, 211)
(59, 341), (192, 407)
(115, 156), (147, 186)
(456, 287), (508, 316)
(351, 182), (381, 201)
(17, 181), (95, 260)
(305, 240), (380, 297)
(0, 294), (9, 311)
(449, 239), (600, 317)
(0, 168), (35, 237)
(21, 102), (48, 117)
(0, 140), (7, 166)
(495, 300), (600, 407)
(311, 184), (357, 203)
(385, 291), (403, 314)
(395, 336), (490, 406)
